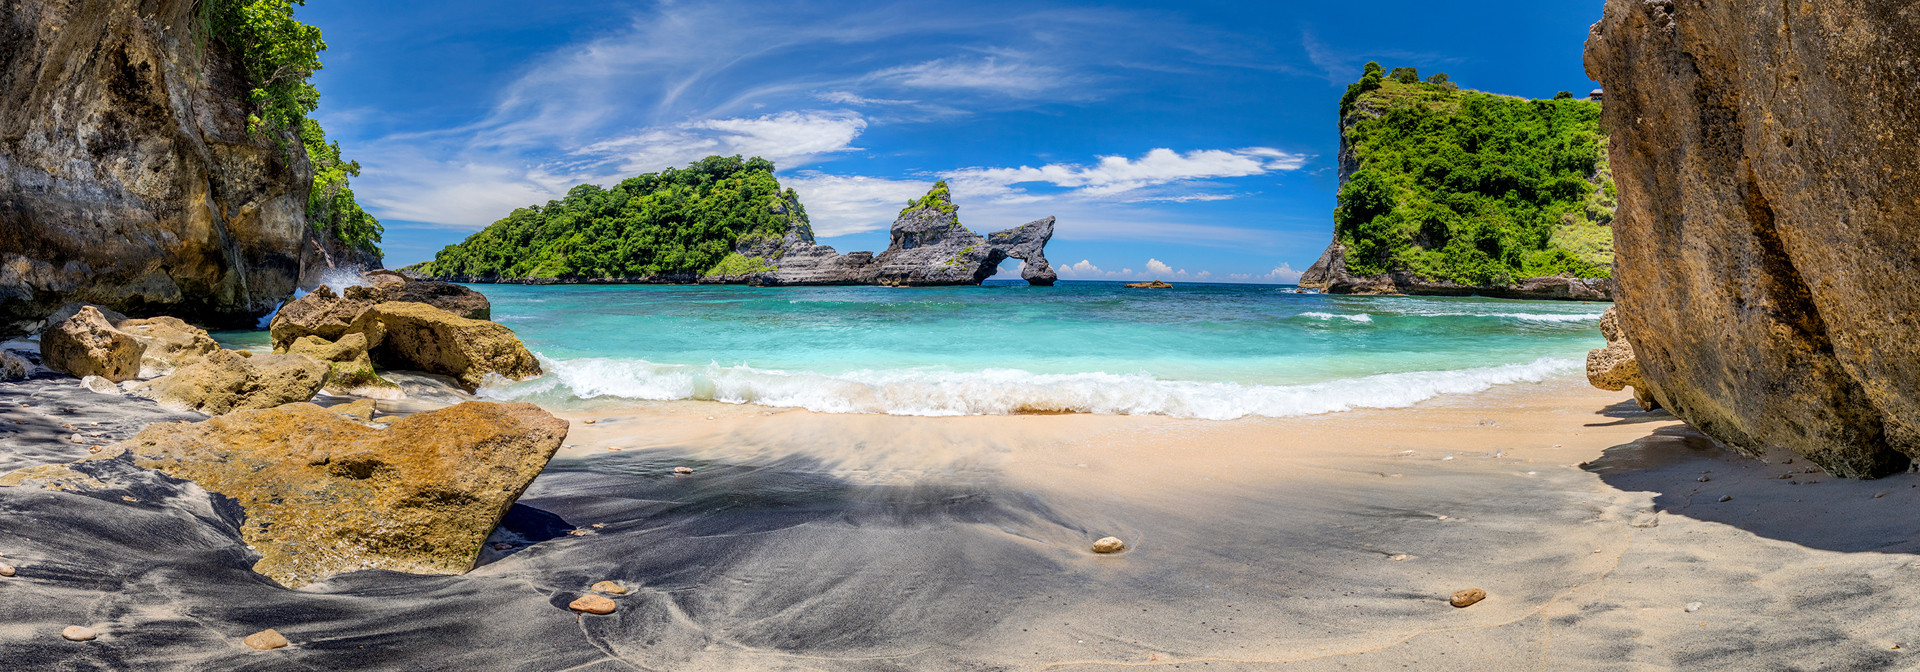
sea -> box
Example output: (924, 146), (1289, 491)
(405, 280), (1612, 420)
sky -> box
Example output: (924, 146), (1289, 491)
(297, 0), (1608, 282)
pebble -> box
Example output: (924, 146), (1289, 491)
(1388, 554), (1409, 561)
(1091, 537), (1125, 554)
(1719, 495), (1733, 502)
(1697, 475), (1710, 482)
(493, 543), (511, 551)
(591, 523), (604, 528)
(591, 580), (628, 595)
(1449, 589), (1487, 608)
(61, 626), (96, 641)
(0, 562), (13, 576)
(583, 419), (595, 424)
(674, 466), (694, 474)
(243, 628), (289, 650)
(1875, 493), (1886, 499)
(1684, 602), (1703, 613)
(569, 594), (617, 615)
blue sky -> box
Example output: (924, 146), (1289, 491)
(299, 0), (1607, 281)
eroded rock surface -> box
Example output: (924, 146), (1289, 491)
(131, 349), (326, 415)
(117, 317), (220, 379)
(42, 307), (145, 382)
(270, 274), (493, 349)
(97, 401), (567, 586)
(1585, 307), (1659, 411)
(1300, 244), (1613, 300)
(1585, 0), (1920, 477)
(752, 182), (1058, 287)
(0, 0), (376, 337)
(349, 302), (542, 392)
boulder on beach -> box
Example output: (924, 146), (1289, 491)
(41, 306), (146, 382)
(0, 351), (27, 381)
(346, 302), (542, 392)
(287, 332), (402, 399)
(130, 349), (327, 415)
(116, 316), (220, 379)
(268, 285), (372, 351)
(1585, 307), (1660, 411)
(96, 400), (568, 587)
(270, 273), (492, 350)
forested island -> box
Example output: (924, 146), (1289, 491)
(1300, 63), (1615, 300)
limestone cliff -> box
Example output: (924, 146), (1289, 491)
(1586, 0), (1920, 477)
(746, 182), (1056, 287)
(0, 0), (368, 337)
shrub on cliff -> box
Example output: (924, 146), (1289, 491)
(1334, 69), (1615, 284)
(421, 156), (807, 280)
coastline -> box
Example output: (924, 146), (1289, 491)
(10, 371), (1918, 669)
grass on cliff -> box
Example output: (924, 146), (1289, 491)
(422, 156), (810, 280)
(1335, 63), (1614, 284)
(199, 0), (381, 255)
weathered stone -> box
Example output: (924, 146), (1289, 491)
(332, 399), (377, 422)
(42, 307), (145, 382)
(269, 286), (372, 352)
(1585, 0), (1920, 477)
(39, 303), (128, 332)
(1124, 281), (1173, 289)
(288, 333), (402, 399)
(1450, 588), (1486, 608)
(346, 302), (541, 392)
(102, 401), (567, 586)
(987, 216), (1058, 286)
(0, 562), (14, 576)
(243, 629), (288, 650)
(1300, 244), (1614, 300)
(1585, 307), (1659, 411)
(0, 464), (106, 491)
(131, 349), (327, 415)
(673, 466), (694, 474)
(569, 594), (617, 615)
(1092, 537), (1125, 554)
(591, 580), (628, 595)
(79, 376), (120, 395)
(343, 273), (490, 320)
(0, 0), (379, 339)
(0, 350), (26, 381)
(116, 317), (221, 379)
(60, 626), (96, 642)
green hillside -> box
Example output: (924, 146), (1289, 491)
(415, 156), (808, 280)
(1334, 63), (1614, 284)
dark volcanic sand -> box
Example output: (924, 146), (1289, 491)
(3, 374), (1920, 670)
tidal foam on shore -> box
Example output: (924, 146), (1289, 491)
(482, 355), (1581, 419)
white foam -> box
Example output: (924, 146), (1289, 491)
(1409, 311), (1605, 323)
(1300, 312), (1374, 323)
(480, 356), (1581, 421)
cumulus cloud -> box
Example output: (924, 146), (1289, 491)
(942, 147), (1307, 202)
(782, 172), (933, 237)
(1054, 258), (1213, 282)
(1226, 263), (1304, 284)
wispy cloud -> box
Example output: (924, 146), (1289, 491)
(943, 147), (1307, 201)
(866, 56), (1066, 94)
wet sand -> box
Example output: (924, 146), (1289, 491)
(3, 372), (1919, 670)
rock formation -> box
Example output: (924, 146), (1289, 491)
(130, 349), (328, 415)
(267, 271), (527, 393)
(116, 317), (221, 379)
(287, 332), (400, 398)
(1301, 244), (1613, 300)
(41, 307), (145, 382)
(0, 0), (377, 338)
(1585, 307), (1658, 411)
(1586, 0), (1920, 477)
(271, 273), (491, 350)
(91, 401), (567, 586)
(347, 302), (542, 392)
(745, 182), (1058, 287)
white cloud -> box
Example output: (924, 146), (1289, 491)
(942, 147), (1307, 201)
(867, 57), (1063, 93)
(578, 111), (869, 175)
(783, 172), (933, 237)
(816, 91), (917, 105)
(1226, 263), (1303, 284)
(1055, 258), (1214, 282)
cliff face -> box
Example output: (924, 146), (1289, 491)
(1585, 0), (1920, 477)
(0, 0), (351, 336)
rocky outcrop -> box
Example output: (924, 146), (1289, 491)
(1585, 307), (1658, 411)
(270, 273), (491, 349)
(346, 302), (542, 392)
(1125, 280), (1173, 289)
(747, 182), (1058, 287)
(1300, 244), (1614, 300)
(116, 316), (220, 378)
(1585, 0), (1920, 477)
(287, 332), (401, 399)
(130, 349), (327, 414)
(0, 0), (375, 338)
(92, 401), (567, 586)
(42, 307), (145, 382)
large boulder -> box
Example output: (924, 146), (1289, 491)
(95, 401), (567, 586)
(287, 332), (402, 399)
(269, 286), (372, 351)
(1586, 0), (1920, 477)
(41, 306), (146, 382)
(347, 302), (541, 392)
(270, 275), (492, 350)
(116, 317), (220, 379)
(1585, 307), (1659, 411)
(131, 349), (327, 415)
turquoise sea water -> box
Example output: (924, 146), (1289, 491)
(450, 280), (1608, 419)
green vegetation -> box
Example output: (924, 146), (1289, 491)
(1333, 67), (1615, 284)
(301, 119), (381, 253)
(901, 180), (959, 216)
(422, 156), (808, 280)
(198, 0), (380, 254)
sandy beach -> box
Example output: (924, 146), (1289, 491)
(6, 372), (1916, 670)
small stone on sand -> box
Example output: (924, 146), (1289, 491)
(1684, 602), (1703, 613)
(570, 594), (617, 614)
(493, 543), (511, 550)
(244, 628), (289, 650)
(583, 419), (595, 424)
(1450, 589), (1487, 608)
(1697, 476), (1710, 482)
(1091, 537), (1125, 554)
(591, 580), (628, 595)
(591, 523), (604, 528)
(61, 626), (96, 641)
(1389, 554), (1409, 561)
(674, 466), (694, 474)
(0, 562), (14, 576)
(1719, 495), (1732, 502)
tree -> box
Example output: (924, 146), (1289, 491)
(1363, 61), (1383, 77)
(1389, 66), (1420, 84)
(1554, 91), (1574, 100)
